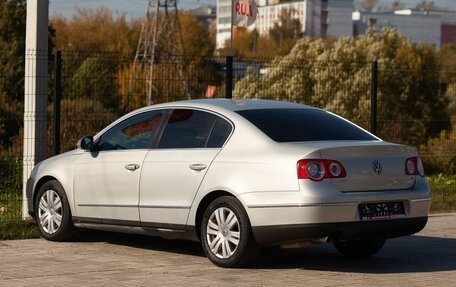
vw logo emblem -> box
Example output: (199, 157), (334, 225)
(372, 160), (382, 174)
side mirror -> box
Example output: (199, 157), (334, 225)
(77, 136), (94, 151)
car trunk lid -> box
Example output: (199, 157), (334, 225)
(291, 141), (417, 192)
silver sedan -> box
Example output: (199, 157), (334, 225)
(27, 99), (430, 267)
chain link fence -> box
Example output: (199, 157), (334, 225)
(1, 51), (455, 222)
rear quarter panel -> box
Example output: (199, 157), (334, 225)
(185, 121), (319, 226)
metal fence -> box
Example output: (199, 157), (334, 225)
(1, 50), (455, 223)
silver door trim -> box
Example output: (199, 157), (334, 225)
(78, 204), (137, 208)
(78, 204), (191, 209)
(140, 205), (191, 209)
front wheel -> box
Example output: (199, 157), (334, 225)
(35, 180), (76, 241)
(333, 238), (386, 258)
(200, 196), (260, 268)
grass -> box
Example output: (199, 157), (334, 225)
(0, 220), (40, 240)
(0, 192), (40, 240)
(0, 192), (22, 221)
(428, 174), (456, 213)
(0, 174), (454, 240)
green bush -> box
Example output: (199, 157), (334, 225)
(0, 220), (40, 240)
(0, 147), (22, 196)
(420, 129), (456, 175)
(0, 138), (23, 222)
(428, 174), (456, 213)
(234, 28), (451, 146)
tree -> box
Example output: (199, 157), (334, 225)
(377, 0), (405, 11)
(179, 11), (215, 58)
(418, 44), (456, 175)
(0, 0), (26, 145)
(0, 0), (25, 99)
(58, 99), (116, 152)
(51, 7), (138, 54)
(66, 55), (119, 111)
(114, 11), (217, 107)
(354, 0), (379, 12)
(0, 0), (59, 148)
(440, 45), (456, 65)
(268, 9), (302, 55)
(415, 1), (448, 11)
(391, 1), (405, 10)
(52, 9), (217, 109)
(439, 45), (456, 123)
(219, 27), (272, 57)
(232, 28), (259, 56)
(219, 9), (303, 58)
(234, 28), (450, 146)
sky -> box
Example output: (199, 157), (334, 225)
(50, 0), (216, 20)
(49, 0), (456, 21)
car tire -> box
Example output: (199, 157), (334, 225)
(34, 180), (76, 241)
(333, 238), (386, 258)
(200, 196), (261, 268)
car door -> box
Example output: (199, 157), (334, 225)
(139, 109), (233, 228)
(73, 110), (166, 223)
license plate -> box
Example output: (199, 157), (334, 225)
(358, 202), (406, 220)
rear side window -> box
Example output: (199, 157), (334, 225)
(159, 109), (232, 149)
(207, 118), (232, 148)
(236, 109), (376, 142)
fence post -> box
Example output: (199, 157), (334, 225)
(53, 50), (61, 155)
(23, 0), (49, 219)
(226, 56), (233, 99)
(371, 61), (378, 135)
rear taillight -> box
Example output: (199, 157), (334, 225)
(297, 159), (347, 181)
(405, 156), (425, 177)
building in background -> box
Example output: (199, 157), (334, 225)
(216, 0), (353, 49)
(353, 9), (456, 49)
(216, 0), (232, 49)
(254, 0), (306, 37)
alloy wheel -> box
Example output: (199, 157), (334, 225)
(206, 207), (241, 259)
(38, 189), (63, 234)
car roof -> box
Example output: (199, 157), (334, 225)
(94, 99), (317, 144)
(149, 99), (315, 112)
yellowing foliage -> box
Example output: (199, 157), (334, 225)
(51, 7), (139, 54)
(235, 28), (450, 147)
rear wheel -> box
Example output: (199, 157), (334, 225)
(35, 180), (76, 241)
(200, 196), (261, 268)
(334, 238), (386, 258)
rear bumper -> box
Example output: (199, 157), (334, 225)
(252, 216), (428, 246)
(242, 177), (430, 246)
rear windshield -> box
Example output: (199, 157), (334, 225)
(236, 109), (376, 142)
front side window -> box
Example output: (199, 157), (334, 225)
(96, 110), (164, 151)
(158, 109), (232, 149)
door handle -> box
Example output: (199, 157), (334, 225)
(189, 163), (207, 171)
(125, 164), (140, 171)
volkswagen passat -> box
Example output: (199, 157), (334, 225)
(27, 99), (430, 267)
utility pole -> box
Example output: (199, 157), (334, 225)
(23, 0), (49, 218)
(131, 0), (189, 106)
